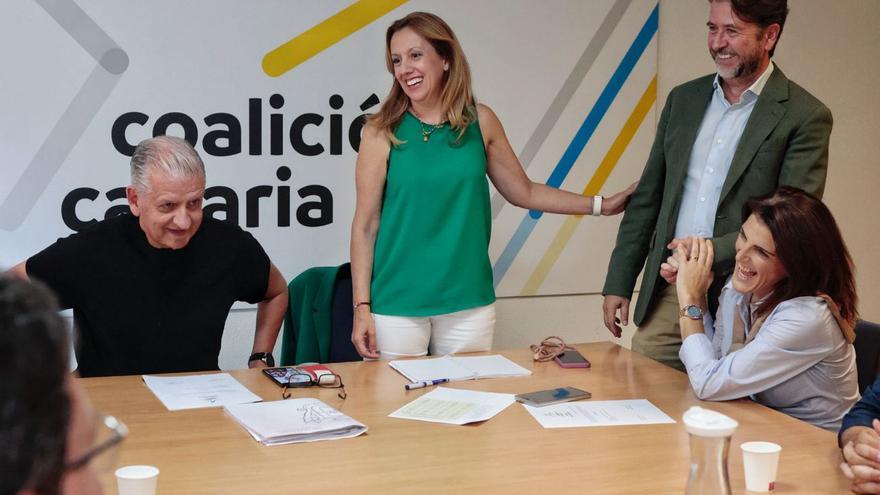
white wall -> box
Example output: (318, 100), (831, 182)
(218, 0), (880, 370)
(655, 0), (880, 325)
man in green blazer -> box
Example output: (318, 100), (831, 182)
(602, 0), (831, 369)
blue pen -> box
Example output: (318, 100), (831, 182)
(405, 378), (449, 390)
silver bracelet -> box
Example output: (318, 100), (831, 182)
(592, 195), (603, 216)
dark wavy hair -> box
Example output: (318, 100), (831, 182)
(0, 276), (71, 495)
(711, 0), (789, 57)
(743, 187), (858, 338)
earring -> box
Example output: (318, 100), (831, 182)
(443, 63), (449, 71)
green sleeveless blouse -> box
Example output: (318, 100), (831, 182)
(370, 111), (495, 316)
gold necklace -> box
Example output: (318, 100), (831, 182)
(412, 112), (445, 141)
(420, 121), (444, 142)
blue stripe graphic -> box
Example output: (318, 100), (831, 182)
(493, 4), (658, 288)
(493, 215), (540, 287)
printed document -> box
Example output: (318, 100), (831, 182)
(523, 399), (675, 428)
(143, 373), (262, 411)
(225, 398), (367, 446)
(389, 355), (531, 383)
(389, 387), (515, 425)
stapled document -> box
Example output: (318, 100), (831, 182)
(225, 398), (367, 445)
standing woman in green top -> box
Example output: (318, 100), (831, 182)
(351, 11), (636, 359)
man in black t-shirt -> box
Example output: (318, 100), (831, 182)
(8, 136), (288, 377)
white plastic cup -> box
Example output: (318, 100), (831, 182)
(741, 441), (781, 492)
(115, 465), (159, 495)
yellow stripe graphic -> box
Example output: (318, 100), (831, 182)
(520, 75), (657, 295)
(263, 0), (408, 77)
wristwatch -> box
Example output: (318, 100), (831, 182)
(591, 195), (603, 216)
(248, 352), (275, 367)
(679, 304), (704, 320)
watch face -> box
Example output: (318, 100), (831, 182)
(686, 305), (703, 319)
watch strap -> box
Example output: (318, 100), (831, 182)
(248, 352), (275, 367)
(591, 195), (603, 216)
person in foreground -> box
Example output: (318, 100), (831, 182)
(839, 379), (880, 493)
(1, 276), (124, 495)
(602, 0), (832, 371)
(350, 11), (636, 359)
(671, 187), (858, 431)
(8, 136), (288, 376)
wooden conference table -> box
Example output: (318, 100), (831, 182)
(82, 342), (850, 494)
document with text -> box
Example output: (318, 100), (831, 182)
(389, 387), (516, 425)
(522, 399), (676, 428)
(143, 373), (262, 411)
(389, 355), (531, 383)
(225, 398), (367, 446)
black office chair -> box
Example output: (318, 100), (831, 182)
(328, 264), (362, 363)
(854, 320), (880, 393)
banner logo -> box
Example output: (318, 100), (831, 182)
(262, 0), (408, 77)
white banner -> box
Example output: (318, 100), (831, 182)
(0, 0), (657, 296)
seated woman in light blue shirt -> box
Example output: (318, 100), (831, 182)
(667, 186), (859, 431)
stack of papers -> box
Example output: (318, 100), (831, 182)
(389, 355), (531, 382)
(522, 399), (676, 428)
(142, 373), (262, 411)
(389, 387), (515, 425)
(225, 398), (368, 445)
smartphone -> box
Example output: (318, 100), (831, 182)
(515, 386), (591, 407)
(554, 350), (591, 368)
(262, 366), (313, 387)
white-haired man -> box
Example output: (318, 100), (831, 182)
(9, 136), (288, 376)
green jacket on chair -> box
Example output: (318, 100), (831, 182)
(281, 263), (350, 365)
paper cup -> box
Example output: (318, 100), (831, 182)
(741, 441), (781, 492)
(115, 465), (159, 495)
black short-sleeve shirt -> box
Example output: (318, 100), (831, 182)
(27, 214), (269, 377)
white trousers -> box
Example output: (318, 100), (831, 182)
(372, 303), (496, 360)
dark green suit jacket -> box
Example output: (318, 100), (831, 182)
(603, 66), (832, 325)
(281, 263), (349, 365)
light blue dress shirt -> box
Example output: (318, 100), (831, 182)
(679, 278), (859, 431)
(674, 63), (774, 239)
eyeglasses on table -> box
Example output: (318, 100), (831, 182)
(281, 372), (347, 401)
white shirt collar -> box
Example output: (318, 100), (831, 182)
(713, 61), (775, 101)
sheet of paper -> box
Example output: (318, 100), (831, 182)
(389, 387), (515, 425)
(389, 355), (475, 382)
(224, 398), (367, 445)
(389, 354), (531, 383)
(451, 355), (532, 378)
(143, 373), (262, 411)
(523, 399), (676, 428)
